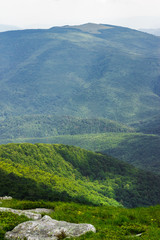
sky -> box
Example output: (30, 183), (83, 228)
(0, 0), (160, 30)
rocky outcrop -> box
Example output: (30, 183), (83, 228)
(0, 196), (12, 200)
(1, 207), (96, 239)
(25, 208), (54, 215)
(0, 207), (53, 220)
(5, 215), (96, 240)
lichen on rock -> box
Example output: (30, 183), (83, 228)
(0, 207), (54, 220)
(5, 215), (96, 240)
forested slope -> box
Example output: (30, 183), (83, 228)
(0, 143), (160, 208)
(0, 23), (160, 123)
(3, 133), (160, 174)
(132, 114), (160, 135)
(0, 115), (133, 140)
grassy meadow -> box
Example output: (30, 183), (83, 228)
(1, 199), (160, 240)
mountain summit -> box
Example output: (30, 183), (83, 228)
(0, 23), (160, 123)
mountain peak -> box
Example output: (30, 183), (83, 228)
(64, 23), (114, 34)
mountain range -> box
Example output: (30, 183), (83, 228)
(0, 23), (160, 208)
(0, 23), (160, 123)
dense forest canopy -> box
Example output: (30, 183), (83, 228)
(0, 143), (160, 208)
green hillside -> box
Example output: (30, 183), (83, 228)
(0, 143), (160, 208)
(0, 115), (133, 139)
(4, 133), (159, 174)
(132, 114), (160, 135)
(0, 23), (160, 123)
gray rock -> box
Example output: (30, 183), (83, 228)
(25, 208), (54, 215)
(0, 207), (41, 220)
(0, 207), (53, 220)
(5, 215), (96, 240)
(0, 196), (12, 200)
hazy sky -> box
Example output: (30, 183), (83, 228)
(0, 0), (160, 29)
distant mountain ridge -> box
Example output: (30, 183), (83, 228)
(0, 115), (134, 140)
(0, 23), (160, 123)
(139, 28), (160, 36)
(132, 114), (160, 135)
(0, 23), (160, 179)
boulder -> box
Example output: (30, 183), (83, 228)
(0, 207), (41, 220)
(5, 215), (96, 240)
(0, 207), (54, 220)
(25, 208), (54, 215)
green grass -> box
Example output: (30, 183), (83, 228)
(1, 199), (160, 239)
(0, 210), (29, 240)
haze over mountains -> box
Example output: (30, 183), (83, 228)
(0, 23), (160, 123)
(0, 23), (160, 179)
(139, 28), (160, 36)
(1, 20), (160, 240)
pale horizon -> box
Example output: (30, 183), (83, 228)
(0, 0), (160, 30)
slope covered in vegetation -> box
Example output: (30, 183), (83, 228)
(0, 115), (133, 140)
(0, 24), (160, 123)
(4, 132), (160, 175)
(0, 143), (160, 208)
(132, 114), (160, 135)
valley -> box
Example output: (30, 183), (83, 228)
(0, 23), (160, 239)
